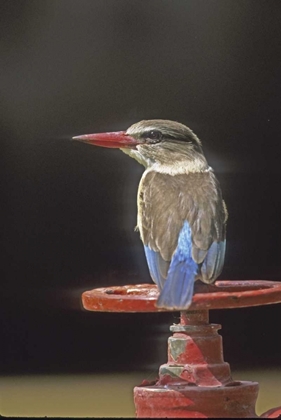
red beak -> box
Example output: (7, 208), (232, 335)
(72, 131), (139, 149)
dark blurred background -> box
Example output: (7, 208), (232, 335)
(1, 0), (281, 375)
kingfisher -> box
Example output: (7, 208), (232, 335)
(73, 120), (227, 310)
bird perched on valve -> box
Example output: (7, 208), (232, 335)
(73, 120), (227, 310)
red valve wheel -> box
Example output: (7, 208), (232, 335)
(82, 280), (281, 312)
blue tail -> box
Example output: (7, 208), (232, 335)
(144, 221), (198, 310)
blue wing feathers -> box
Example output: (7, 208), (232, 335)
(201, 240), (226, 282)
(144, 245), (166, 289)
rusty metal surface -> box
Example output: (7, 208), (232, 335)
(81, 280), (281, 417)
(134, 381), (259, 418)
(82, 280), (281, 312)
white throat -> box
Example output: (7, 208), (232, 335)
(150, 160), (212, 175)
(120, 146), (211, 175)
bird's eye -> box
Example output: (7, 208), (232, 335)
(147, 130), (162, 141)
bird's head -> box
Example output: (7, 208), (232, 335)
(73, 119), (209, 173)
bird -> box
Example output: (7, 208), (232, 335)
(73, 120), (227, 310)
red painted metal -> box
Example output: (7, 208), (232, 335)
(82, 280), (281, 312)
(134, 309), (259, 418)
(81, 280), (281, 418)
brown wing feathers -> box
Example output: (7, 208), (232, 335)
(138, 170), (227, 280)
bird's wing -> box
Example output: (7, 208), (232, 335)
(200, 239), (226, 283)
(143, 245), (168, 289)
(139, 170), (227, 287)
